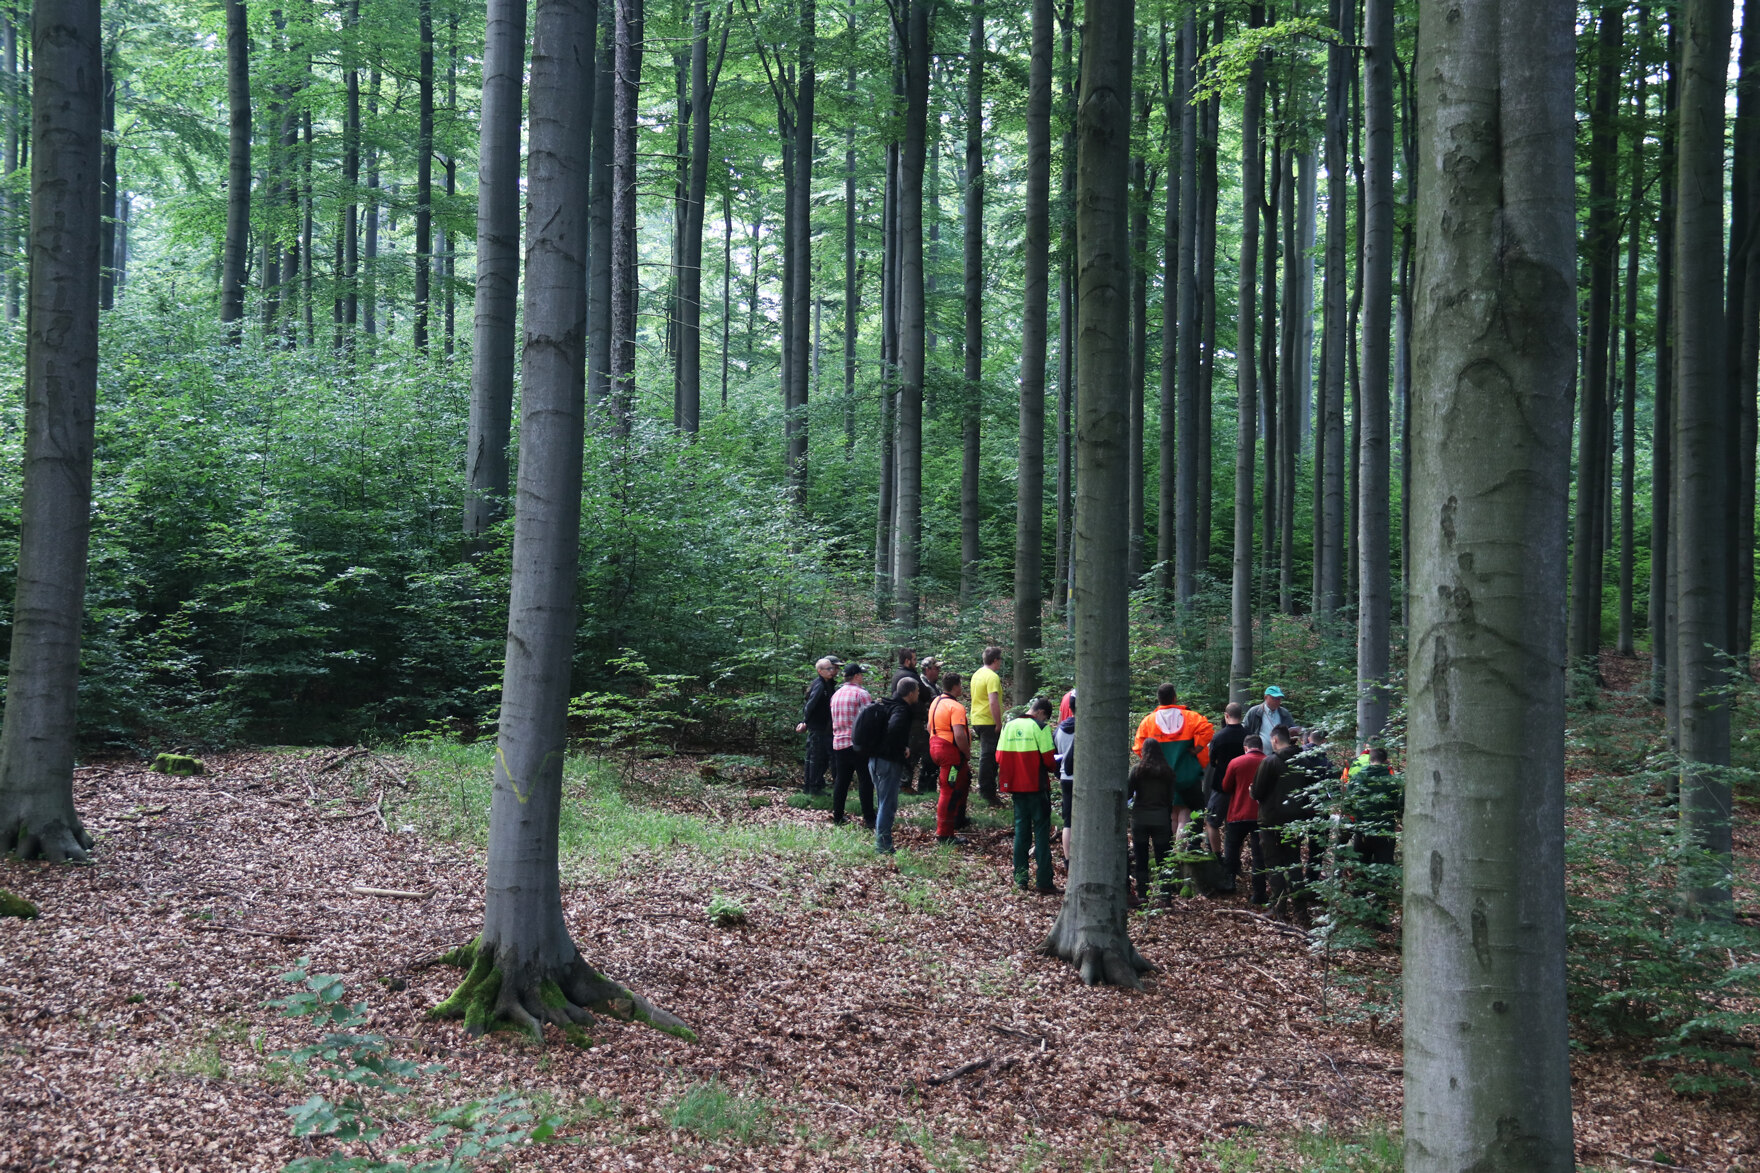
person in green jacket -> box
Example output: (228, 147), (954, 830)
(997, 697), (1059, 894)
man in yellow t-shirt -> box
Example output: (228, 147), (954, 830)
(968, 646), (1005, 808)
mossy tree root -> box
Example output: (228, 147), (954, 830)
(432, 939), (695, 1044)
(0, 809), (93, 863)
(1040, 882), (1155, 989)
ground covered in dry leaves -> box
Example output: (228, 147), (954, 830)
(2, 726), (1757, 1172)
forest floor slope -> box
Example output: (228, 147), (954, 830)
(0, 731), (1755, 1171)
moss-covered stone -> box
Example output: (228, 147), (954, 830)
(149, 753), (205, 776)
(0, 889), (39, 919)
(563, 1024), (594, 1049)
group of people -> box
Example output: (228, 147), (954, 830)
(797, 653), (1400, 919)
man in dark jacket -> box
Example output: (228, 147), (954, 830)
(1201, 702), (1246, 857)
(1128, 753), (1179, 907)
(1251, 725), (1319, 918)
(796, 656), (839, 795)
(867, 677), (919, 855)
(891, 648), (931, 794)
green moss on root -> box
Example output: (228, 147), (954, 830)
(633, 1001), (699, 1042)
(539, 980), (568, 1010)
(437, 940), (479, 969)
(430, 944), (499, 1031)
(563, 1024), (594, 1049)
(0, 889), (39, 919)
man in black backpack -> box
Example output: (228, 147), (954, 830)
(890, 648), (932, 794)
(795, 656), (839, 796)
(866, 678), (919, 855)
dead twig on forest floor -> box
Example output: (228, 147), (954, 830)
(350, 886), (432, 900)
(1209, 907), (1311, 937)
(1608, 1155), (1699, 1172)
(320, 748), (370, 772)
(185, 922), (315, 943)
(925, 1055), (993, 1086)
(988, 1023), (1049, 1047)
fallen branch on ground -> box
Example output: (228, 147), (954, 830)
(925, 1056), (993, 1086)
(350, 886), (432, 900)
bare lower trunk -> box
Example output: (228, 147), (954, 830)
(1173, 17), (1198, 606)
(1015, 0), (1049, 701)
(1403, 1), (1575, 1166)
(0, 0), (101, 863)
(220, 0), (251, 335)
(1356, 0), (1393, 741)
(1230, 13), (1264, 704)
(891, 1), (929, 629)
(962, 0), (983, 607)
(1043, 0), (1150, 988)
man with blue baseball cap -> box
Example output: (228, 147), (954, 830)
(1242, 685), (1297, 743)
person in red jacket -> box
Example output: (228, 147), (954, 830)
(1218, 734), (1268, 903)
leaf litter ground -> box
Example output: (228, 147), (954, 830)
(0, 730), (1756, 1172)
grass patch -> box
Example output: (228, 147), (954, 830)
(392, 740), (898, 878)
(663, 1078), (771, 1142)
(897, 1119), (989, 1172)
(1204, 1125), (1402, 1172)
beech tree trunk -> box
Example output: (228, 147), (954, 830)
(1042, 0), (1151, 989)
(2, 11), (17, 323)
(1727, 0), (1759, 665)
(1157, 19), (1186, 604)
(1317, 0), (1350, 619)
(1356, 0), (1393, 741)
(891, 0), (929, 629)
(1053, 2), (1076, 615)
(1126, 34), (1147, 586)
(1403, 1), (1575, 1166)
(220, 0), (251, 336)
(586, 0), (614, 411)
(1015, 0), (1050, 703)
(465, 0), (526, 536)
(1620, 18), (1649, 657)
(610, 0), (643, 430)
(1651, 18), (1678, 708)
(0, 0), (101, 863)
(677, 0), (726, 435)
(1673, 0), (1734, 909)
(97, 49), (113, 311)
(1230, 9), (1264, 704)
(412, 0), (433, 350)
(1173, 16), (1198, 606)
(435, 0), (689, 1044)
(961, 0), (983, 608)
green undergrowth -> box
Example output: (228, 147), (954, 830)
(1203, 1125), (1402, 1172)
(663, 1078), (772, 1143)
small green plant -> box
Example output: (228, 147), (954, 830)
(706, 891), (748, 928)
(269, 960), (560, 1172)
(663, 1078), (771, 1142)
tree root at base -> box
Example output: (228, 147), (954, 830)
(431, 938), (695, 1045)
(1040, 886), (1156, 989)
(0, 811), (94, 863)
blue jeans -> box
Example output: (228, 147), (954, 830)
(870, 756), (905, 853)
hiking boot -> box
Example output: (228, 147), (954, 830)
(1036, 885), (1062, 896)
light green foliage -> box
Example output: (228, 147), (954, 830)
(1203, 1126), (1401, 1173)
(706, 891), (748, 928)
(271, 961), (560, 1172)
(895, 1120), (989, 1172)
(149, 753), (205, 775)
(0, 889), (39, 919)
(663, 1079), (771, 1143)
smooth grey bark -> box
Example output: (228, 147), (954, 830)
(843, 18), (856, 442)
(97, 50), (112, 311)
(2, 11), (17, 322)
(1172, 17), (1198, 606)
(678, 0), (728, 435)
(439, 0), (689, 1044)
(1196, 26), (1219, 569)
(891, 0), (928, 629)
(1403, 1), (1575, 1167)
(1356, 0), (1393, 741)
(875, 143), (897, 613)
(1042, 0), (1151, 989)
(220, 0), (251, 336)
(1568, 4), (1624, 669)
(1015, 0), (1050, 703)
(1673, 0), (1734, 909)
(1727, 0), (1759, 665)
(339, 0), (360, 338)
(1651, 17), (1678, 708)
(1299, 148), (1317, 451)
(413, 0), (433, 350)
(363, 69), (379, 336)
(1229, 11), (1263, 704)
(1279, 148), (1299, 612)
(610, 0), (643, 430)
(1158, 19), (1188, 604)
(961, 0), (983, 608)
(1052, 1), (1076, 615)
(1619, 23), (1648, 656)
(0, 0), (101, 863)
(465, 0), (527, 536)
(785, 0), (815, 479)
(586, 0), (613, 411)
(1126, 35), (1147, 586)
(1259, 133), (1279, 603)
(1316, 0), (1349, 618)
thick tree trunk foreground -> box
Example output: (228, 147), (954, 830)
(1041, 0), (1150, 989)
(433, 0), (689, 1043)
(1403, 0), (1575, 1168)
(0, 0), (102, 863)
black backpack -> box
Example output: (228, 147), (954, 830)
(850, 700), (888, 756)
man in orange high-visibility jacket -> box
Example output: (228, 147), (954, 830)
(1131, 683), (1216, 843)
(998, 697), (1060, 894)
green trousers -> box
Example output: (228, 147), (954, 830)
(1012, 790), (1055, 890)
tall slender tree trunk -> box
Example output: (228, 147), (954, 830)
(843, 20), (857, 443)
(1126, 33), (1147, 585)
(1317, 0), (1350, 619)
(0, 0), (101, 863)
(1159, 19), (1187, 604)
(220, 0), (251, 336)
(1569, 4), (1625, 669)
(1053, 0), (1076, 614)
(1173, 16), (1199, 606)
(1, 9), (18, 323)
(1197, 19), (1220, 570)
(587, 0), (613, 411)
(340, 0), (360, 339)
(96, 49), (113, 311)
(1230, 8), (1264, 703)
(962, 0), (984, 606)
(891, 0), (929, 629)
(1619, 21), (1649, 656)
(1404, 4), (1576, 1166)
(364, 68), (380, 336)
(1259, 133), (1279, 602)
(1356, 0), (1393, 741)
(876, 142), (898, 613)
(678, 0), (725, 435)
(1279, 148), (1299, 612)
(444, 20), (459, 357)
(786, 0), (815, 483)
(1673, 0), (1734, 909)
(1727, 0), (1759, 665)
(1042, 0), (1151, 990)
(434, 0), (689, 1043)
(1015, 0), (1051, 702)
(610, 0), (643, 430)
(1651, 18), (1678, 708)
(412, 0), (434, 350)
(466, 0), (527, 537)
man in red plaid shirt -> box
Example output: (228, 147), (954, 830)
(830, 664), (875, 828)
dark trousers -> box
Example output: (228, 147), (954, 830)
(1012, 789), (1054, 889)
(832, 746), (875, 826)
(1132, 818), (1172, 898)
(1223, 819), (1266, 904)
(909, 726), (933, 791)
(804, 727), (831, 794)
(976, 724), (1001, 803)
(1352, 832), (1396, 868)
(1258, 825), (1327, 915)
